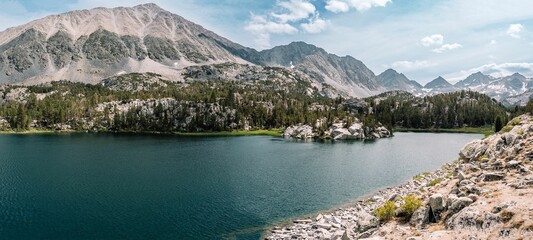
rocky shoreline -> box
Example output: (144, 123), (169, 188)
(266, 114), (533, 239)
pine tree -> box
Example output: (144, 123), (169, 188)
(494, 116), (503, 132)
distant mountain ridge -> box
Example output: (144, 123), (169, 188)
(377, 68), (532, 106)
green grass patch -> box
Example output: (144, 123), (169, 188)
(510, 119), (521, 126)
(0, 128), (283, 137)
(426, 178), (442, 187)
(0, 129), (76, 135)
(394, 127), (493, 137)
(413, 172), (430, 181)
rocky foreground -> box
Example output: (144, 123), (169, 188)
(266, 114), (533, 239)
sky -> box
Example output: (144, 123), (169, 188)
(1, 0), (533, 84)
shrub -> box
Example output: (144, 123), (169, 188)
(426, 178), (442, 187)
(510, 119), (521, 126)
(401, 194), (422, 219)
(501, 125), (513, 133)
(375, 201), (397, 222)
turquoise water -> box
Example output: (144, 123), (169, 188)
(0, 133), (481, 239)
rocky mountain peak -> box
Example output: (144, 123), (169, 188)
(455, 71), (492, 88)
(376, 68), (421, 92)
(424, 76), (453, 89)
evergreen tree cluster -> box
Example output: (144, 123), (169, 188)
(365, 90), (509, 129)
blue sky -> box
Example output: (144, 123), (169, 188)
(1, 0), (533, 84)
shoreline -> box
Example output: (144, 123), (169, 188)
(262, 159), (461, 239)
(393, 127), (493, 137)
(0, 129), (283, 137)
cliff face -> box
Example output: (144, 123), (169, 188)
(266, 114), (533, 239)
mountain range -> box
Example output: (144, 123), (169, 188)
(376, 69), (533, 106)
(0, 3), (531, 105)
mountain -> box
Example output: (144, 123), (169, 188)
(424, 76), (455, 89)
(376, 68), (421, 92)
(0, 3), (382, 98)
(0, 3), (252, 84)
(450, 72), (532, 105)
(454, 72), (493, 88)
(221, 41), (383, 97)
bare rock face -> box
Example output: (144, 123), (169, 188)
(0, 4), (246, 84)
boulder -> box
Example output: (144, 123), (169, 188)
(456, 171), (466, 181)
(482, 172), (504, 182)
(459, 140), (488, 162)
(446, 207), (501, 230)
(409, 205), (430, 228)
(348, 122), (363, 135)
(332, 128), (353, 140)
(356, 211), (379, 232)
(429, 193), (445, 218)
(449, 197), (473, 214)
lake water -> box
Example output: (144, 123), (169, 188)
(0, 132), (481, 239)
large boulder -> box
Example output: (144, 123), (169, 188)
(332, 128), (353, 140)
(459, 140), (488, 162)
(284, 125), (314, 139)
(356, 211), (379, 233)
(428, 193), (445, 220)
(409, 205), (430, 228)
(448, 197), (473, 214)
(348, 122), (364, 136)
(446, 207), (501, 231)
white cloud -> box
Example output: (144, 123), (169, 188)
(325, 0), (392, 13)
(490, 40), (497, 45)
(325, 0), (350, 13)
(244, 14), (298, 48)
(301, 15), (329, 33)
(432, 43), (463, 53)
(244, 0), (332, 48)
(450, 62), (533, 80)
(507, 24), (524, 38)
(271, 0), (316, 23)
(420, 34), (444, 47)
(391, 60), (437, 71)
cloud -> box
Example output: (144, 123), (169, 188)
(490, 40), (497, 45)
(420, 34), (444, 47)
(507, 23), (524, 38)
(244, 0), (331, 48)
(301, 14), (329, 33)
(390, 60), (437, 71)
(325, 0), (350, 13)
(451, 62), (533, 80)
(271, 0), (316, 23)
(432, 43), (463, 53)
(244, 14), (298, 48)
(325, 0), (392, 13)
